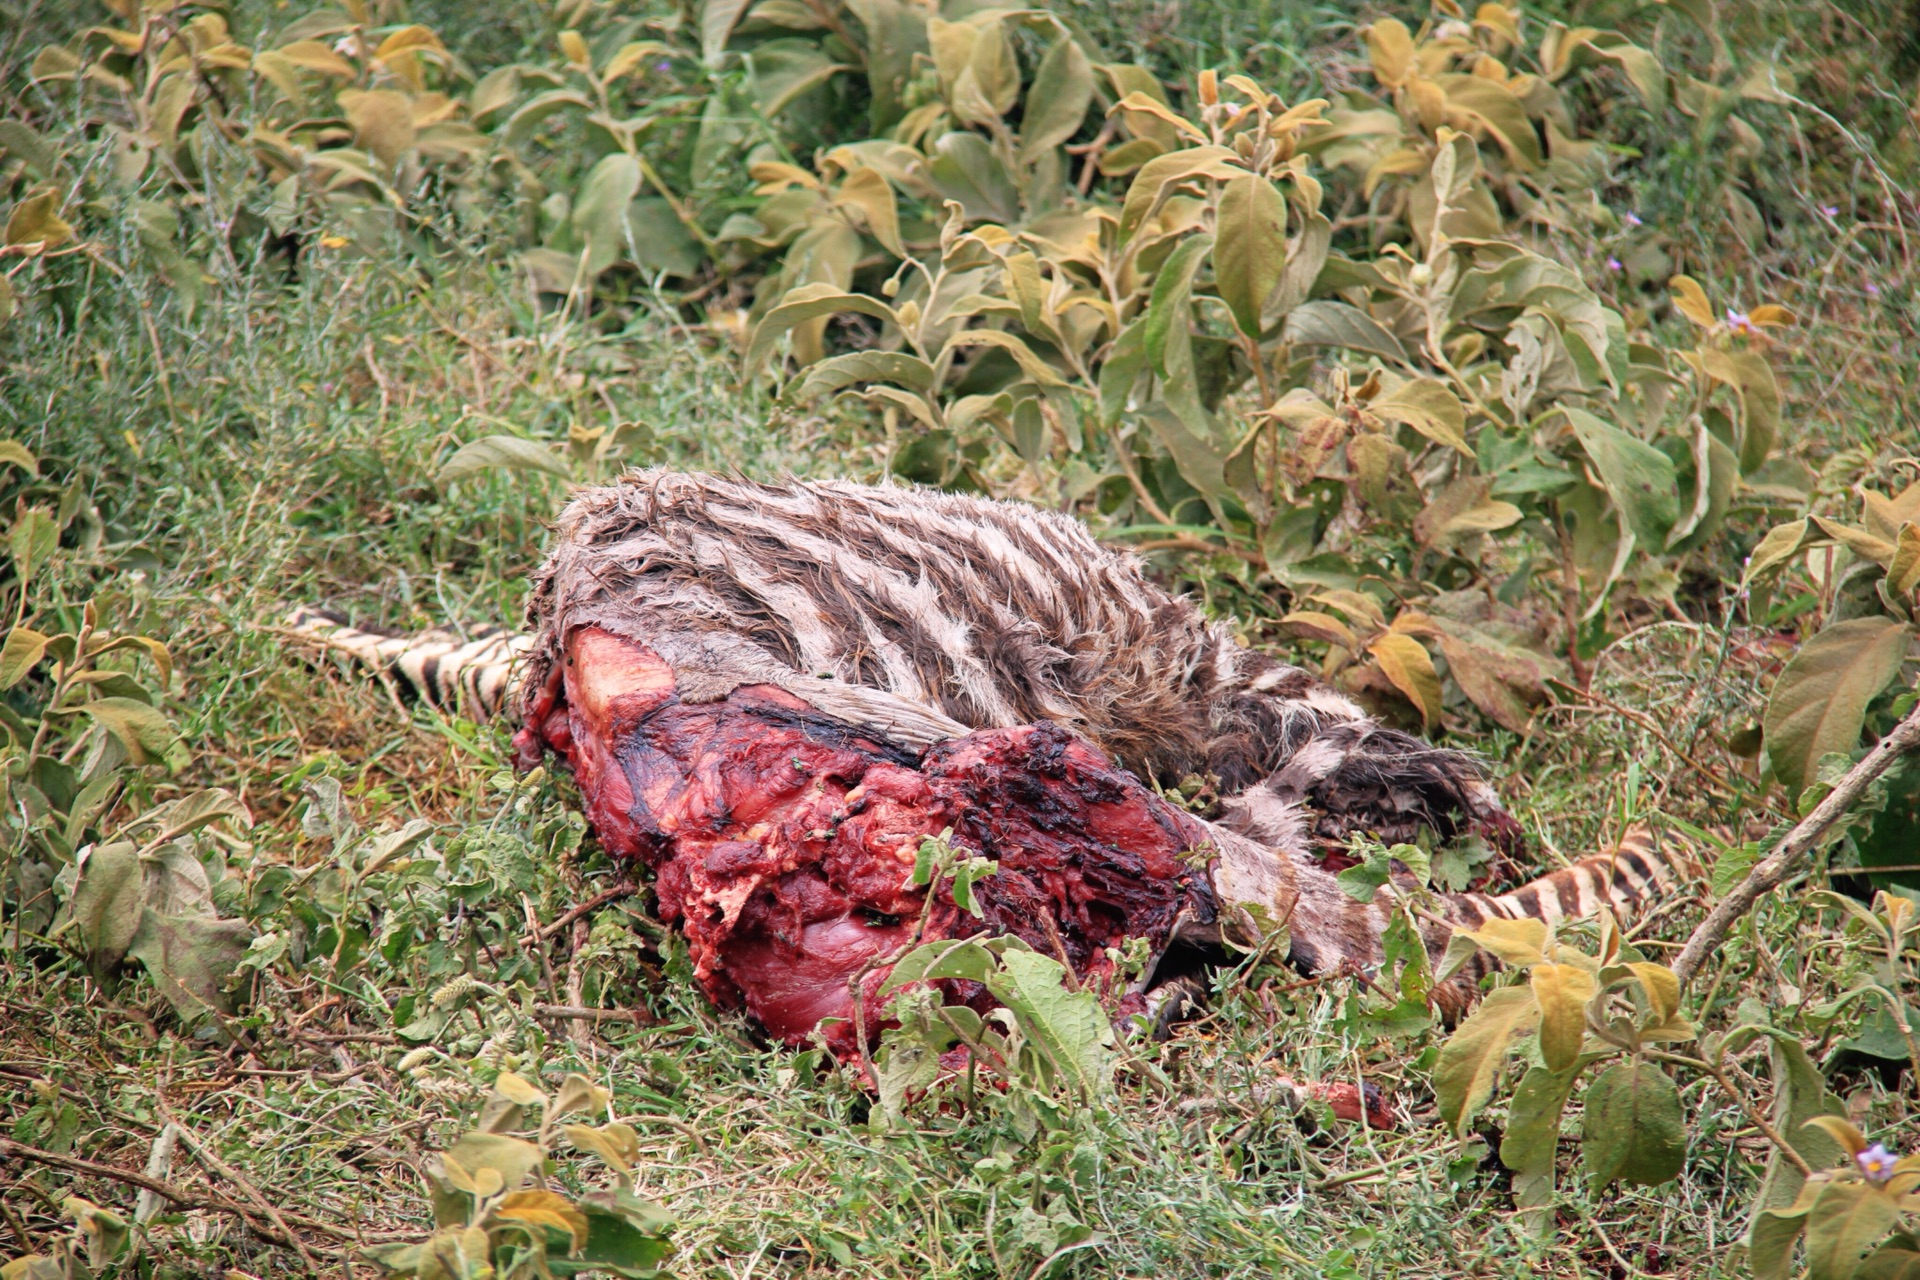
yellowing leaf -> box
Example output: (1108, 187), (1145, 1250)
(495, 1189), (590, 1252)
(1371, 378), (1473, 453)
(339, 89), (416, 167)
(1669, 274), (1715, 328)
(1744, 519), (1810, 582)
(1282, 610), (1359, 650)
(1367, 632), (1442, 729)
(272, 40), (357, 78)
(1811, 516), (1898, 567)
(1366, 19), (1417, 88)
(1624, 961), (1681, 1024)
(492, 1071), (547, 1107)
(1749, 303), (1796, 327)
(1457, 917), (1549, 966)
(1434, 985), (1539, 1135)
(4, 189), (74, 252)
(1887, 523), (1920, 598)
(558, 29), (590, 68)
(1531, 963), (1596, 1073)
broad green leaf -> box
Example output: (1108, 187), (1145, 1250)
(746, 283), (900, 376)
(1701, 347), (1782, 472)
(1501, 1065), (1582, 1235)
(574, 153), (643, 276)
(1749, 1203), (1813, 1280)
(1434, 985), (1539, 1135)
(1763, 617), (1912, 796)
(571, 1190), (675, 1276)
(1861, 1238), (1920, 1280)
(1561, 406), (1680, 548)
(438, 435), (575, 486)
(1281, 300), (1410, 365)
(0, 440), (35, 472)
(700, 0), (752, 64)
(833, 166), (903, 257)
(985, 945), (1116, 1099)
(1583, 1061), (1686, 1187)
(79, 697), (180, 768)
(1143, 234), (1212, 378)
(10, 506), (57, 587)
(1806, 1179), (1902, 1280)
(1213, 174), (1287, 340)
(747, 39), (845, 117)
(792, 352), (935, 403)
(926, 132), (1017, 223)
(1531, 963), (1596, 1072)
(1367, 633), (1441, 729)
(1019, 37), (1093, 165)
(0, 121), (58, 179)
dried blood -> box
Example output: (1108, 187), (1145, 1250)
(514, 627), (1214, 1052)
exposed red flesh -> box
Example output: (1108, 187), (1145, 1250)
(514, 627), (1213, 1053)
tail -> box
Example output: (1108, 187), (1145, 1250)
(281, 607), (529, 719)
(1425, 825), (1692, 1015)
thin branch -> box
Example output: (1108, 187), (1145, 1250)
(1672, 698), (1920, 988)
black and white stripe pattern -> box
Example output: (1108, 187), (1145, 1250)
(283, 607), (529, 719)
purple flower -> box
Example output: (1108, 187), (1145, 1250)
(1822, 205), (1839, 217)
(656, 60), (672, 72)
(1624, 211), (1643, 228)
(1858, 1144), (1898, 1183)
(1726, 309), (1752, 333)
(1866, 281), (1881, 296)
(1606, 256), (1623, 271)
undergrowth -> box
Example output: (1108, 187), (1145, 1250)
(2, 0), (1918, 1275)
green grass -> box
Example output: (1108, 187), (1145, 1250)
(3, 0), (1919, 1274)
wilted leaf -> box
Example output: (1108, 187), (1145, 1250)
(497, 1189), (591, 1252)
(493, 1071), (548, 1107)
(444, 1132), (543, 1194)
(1434, 985), (1539, 1135)
(438, 435), (575, 486)
(1583, 1060), (1686, 1187)
(126, 909), (253, 1023)
(1763, 617), (1912, 796)
(69, 842), (144, 972)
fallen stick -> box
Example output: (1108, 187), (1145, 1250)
(1672, 698), (1920, 989)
